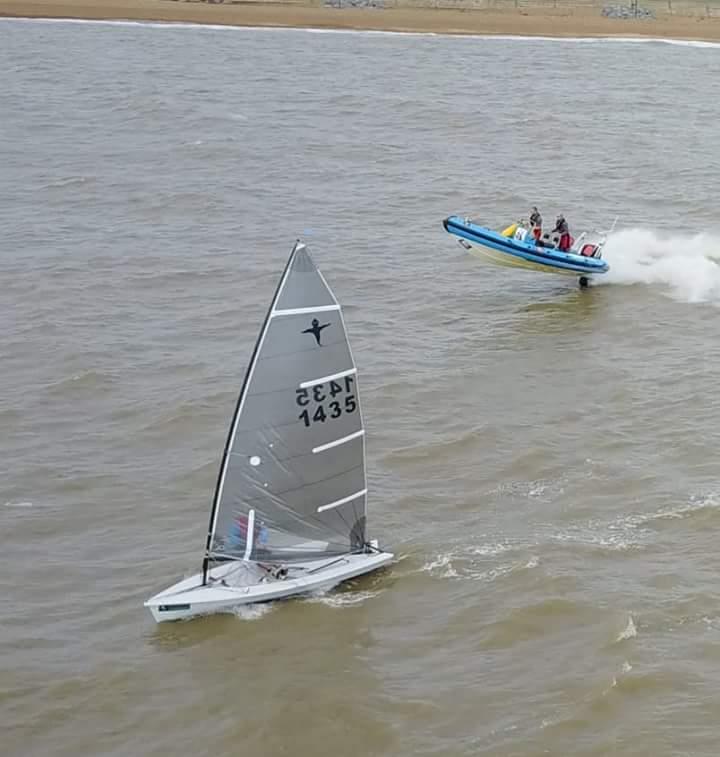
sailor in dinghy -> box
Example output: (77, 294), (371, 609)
(144, 241), (394, 622)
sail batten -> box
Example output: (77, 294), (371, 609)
(300, 368), (356, 389)
(313, 429), (365, 454)
(317, 489), (367, 514)
(205, 243), (368, 567)
(243, 509), (256, 560)
(272, 304), (340, 317)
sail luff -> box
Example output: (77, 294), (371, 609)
(202, 242), (301, 583)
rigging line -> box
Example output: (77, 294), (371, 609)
(229, 426), (364, 463)
(350, 496), (363, 540)
(230, 438), (365, 472)
(240, 498), (362, 545)
(239, 496), (361, 538)
(261, 496), (359, 538)
(239, 462), (364, 504)
(310, 494), (368, 547)
(325, 488), (364, 535)
(278, 510), (360, 545)
(316, 489), (366, 514)
(319, 501), (354, 534)
(231, 461), (366, 542)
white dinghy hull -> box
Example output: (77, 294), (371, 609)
(145, 547), (393, 623)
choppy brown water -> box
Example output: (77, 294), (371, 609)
(3, 19), (720, 757)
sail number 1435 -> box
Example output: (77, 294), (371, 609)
(296, 376), (356, 427)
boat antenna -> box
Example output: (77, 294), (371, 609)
(597, 216), (619, 237)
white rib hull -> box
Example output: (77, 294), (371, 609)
(467, 241), (583, 276)
(144, 548), (394, 623)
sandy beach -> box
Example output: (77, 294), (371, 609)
(1, 0), (720, 42)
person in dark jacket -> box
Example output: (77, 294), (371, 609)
(553, 214), (572, 251)
(529, 206), (543, 244)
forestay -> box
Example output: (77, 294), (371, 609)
(204, 243), (367, 572)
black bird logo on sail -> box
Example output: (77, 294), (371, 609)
(302, 318), (330, 346)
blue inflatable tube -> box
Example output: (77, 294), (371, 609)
(443, 215), (609, 276)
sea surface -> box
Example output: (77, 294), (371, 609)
(2, 18), (720, 757)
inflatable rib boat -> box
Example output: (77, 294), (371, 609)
(443, 215), (609, 286)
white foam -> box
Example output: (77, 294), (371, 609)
(470, 563), (516, 581)
(0, 17), (430, 35)
(602, 228), (720, 304)
(3, 501), (33, 508)
(306, 588), (384, 607)
(487, 478), (566, 500)
(622, 493), (720, 528)
(640, 37), (720, 49)
(439, 546), (540, 580)
(231, 602), (275, 620)
(616, 615), (637, 642)
(1, 17), (250, 32)
(551, 527), (640, 552)
(470, 542), (513, 556)
(421, 553), (459, 578)
(606, 659), (633, 694)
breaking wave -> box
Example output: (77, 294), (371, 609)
(4, 20), (720, 49)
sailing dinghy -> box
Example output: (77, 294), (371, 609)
(145, 241), (393, 622)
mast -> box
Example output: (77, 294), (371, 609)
(202, 243), (300, 584)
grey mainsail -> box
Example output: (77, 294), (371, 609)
(204, 243), (367, 572)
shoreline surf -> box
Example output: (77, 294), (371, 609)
(2, 0), (720, 43)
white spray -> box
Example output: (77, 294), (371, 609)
(600, 227), (720, 304)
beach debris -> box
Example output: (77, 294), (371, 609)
(602, 3), (656, 18)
